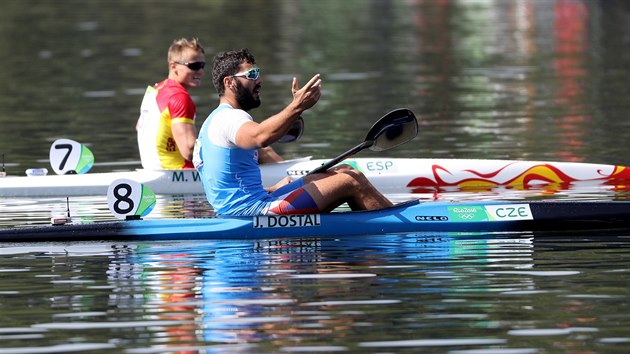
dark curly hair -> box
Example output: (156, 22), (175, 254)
(212, 48), (256, 96)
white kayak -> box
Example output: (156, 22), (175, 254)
(1, 156), (629, 198)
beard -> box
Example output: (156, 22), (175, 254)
(235, 80), (261, 111)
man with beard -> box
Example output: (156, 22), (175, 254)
(137, 40), (283, 170)
(194, 48), (392, 216)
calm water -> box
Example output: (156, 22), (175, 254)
(1, 0), (630, 352)
(0, 235), (629, 353)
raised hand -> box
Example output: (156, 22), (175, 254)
(291, 74), (322, 111)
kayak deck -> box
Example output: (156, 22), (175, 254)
(1, 200), (630, 242)
(2, 157), (630, 197)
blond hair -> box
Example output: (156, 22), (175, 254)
(167, 38), (205, 62)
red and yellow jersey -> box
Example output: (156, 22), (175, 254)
(137, 79), (196, 170)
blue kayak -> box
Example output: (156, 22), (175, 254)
(1, 200), (630, 242)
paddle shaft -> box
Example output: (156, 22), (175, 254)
(306, 140), (373, 175)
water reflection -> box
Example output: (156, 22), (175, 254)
(552, 0), (590, 162)
(1, 0), (629, 169)
(1, 233), (628, 352)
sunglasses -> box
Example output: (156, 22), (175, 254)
(231, 67), (260, 80)
(175, 61), (206, 71)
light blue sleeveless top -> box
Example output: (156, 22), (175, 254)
(195, 104), (269, 215)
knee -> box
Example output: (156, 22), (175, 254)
(341, 168), (369, 185)
(331, 164), (354, 173)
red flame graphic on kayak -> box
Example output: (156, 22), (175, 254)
(406, 163), (630, 193)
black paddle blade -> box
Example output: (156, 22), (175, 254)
(367, 108), (418, 152)
(278, 116), (304, 143)
(306, 108), (418, 176)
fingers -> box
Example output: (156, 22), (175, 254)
(302, 74), (321, 90)
(294, 74), (321, 93)
(292, 77), (298, 95)
(291, 74), (322, 111)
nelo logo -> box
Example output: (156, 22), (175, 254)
(415, 215), (448, 221)
(287, 170), (309, 176)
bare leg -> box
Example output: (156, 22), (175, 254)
(303, 167), (392, 212)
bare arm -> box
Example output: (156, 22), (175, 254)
(172, 122), (197, 161)
(258, 146), (284, 163)
(235, 74), (321, 150)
